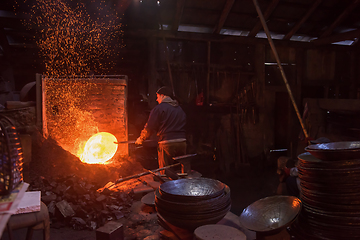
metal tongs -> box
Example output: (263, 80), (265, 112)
(114, 140), (142, 150)
(114, 140), (156, 149)
(114, 140), (137, 144)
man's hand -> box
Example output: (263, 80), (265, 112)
(135, 137), (143, 145)
(136, 128), (149, 145)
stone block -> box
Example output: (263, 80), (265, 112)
(96, 221), (124, 240)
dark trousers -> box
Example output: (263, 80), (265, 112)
(158, 141), (186, 174)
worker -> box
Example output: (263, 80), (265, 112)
(135, 86), (187, 174)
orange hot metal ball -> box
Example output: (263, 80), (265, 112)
(80, 132), (118, 164)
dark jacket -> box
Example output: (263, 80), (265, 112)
(144, 97), (186, 142)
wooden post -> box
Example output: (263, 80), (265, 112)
(35, 73), (42, 130)
(206, 41), (211, 104)
(148, 37), (158, 108)
(349, 51), (356, 99)
(160, 35), (175, 96)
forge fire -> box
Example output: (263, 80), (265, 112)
(42, 75), (128, 164)
(79, 132), (118, 164)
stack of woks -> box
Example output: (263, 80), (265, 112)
(291, 142), (360, 240)
(155, 177), (231, 230)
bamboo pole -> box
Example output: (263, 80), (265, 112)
(252, 0), (309, 140)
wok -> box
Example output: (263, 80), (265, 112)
(305, 141), (360, 161)
(239, 195), (301, 234)
(159, 177), (225, 201)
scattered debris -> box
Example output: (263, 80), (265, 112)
(29, 174), (136, 231)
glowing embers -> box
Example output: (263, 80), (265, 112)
(80, 132), (117, 164)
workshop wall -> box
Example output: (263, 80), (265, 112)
(0, 33), (358, 177)
(143, 38), (359, 175)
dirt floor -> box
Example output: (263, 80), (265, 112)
(2, 165), (281, 240)
(1, 130), (281, 240)
(2, 200), (160, 240)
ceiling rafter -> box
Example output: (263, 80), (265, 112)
(313, 28), (360, 45)
(213, 0), (235, 34)
(283, 0), (322, 40)
(248, 0), (280, 37)
(320, 0), (360, 38)
(172, 0), (186, 33)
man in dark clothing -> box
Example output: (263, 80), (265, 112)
(135, 86), (187, 173)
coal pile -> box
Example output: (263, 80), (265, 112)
(29, 174), (135, 230)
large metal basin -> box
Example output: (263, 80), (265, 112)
(159, 177), (225, 201)
(305, 141), (360, 161)
(239, 195), (301, 234)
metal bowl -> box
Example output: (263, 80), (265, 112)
(305, 141), (360, 161)
(156, 201), (231, 220)
(159, 177), (225, 201)
(155, 185), (231, 214)
(298, 152), (360, 169)
(155, 179), (231, 230)
(157, 208), (230, 231)
(239, 195), (302, 234)
(141, 191), (155, 206)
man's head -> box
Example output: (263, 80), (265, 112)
(156, 86), (173, 104)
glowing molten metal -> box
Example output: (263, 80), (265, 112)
(80, 132), (118, 164)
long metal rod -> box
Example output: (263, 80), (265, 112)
(114, 162), (181, 185)
(252, 0), (309, 140)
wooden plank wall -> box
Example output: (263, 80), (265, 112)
(143, 36), (358, 173)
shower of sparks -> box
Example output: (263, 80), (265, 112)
(22, 0), (124, 76)
(44, 77), (101, 156)
(14, 0), (125, 160)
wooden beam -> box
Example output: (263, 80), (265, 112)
(283, 0), (322, 40)
(213, 0), (235, 34)
(320, 0), (360, 38)
(313, 28), (360, 45)
(248, 0), (280, 37)
(172, 0), (186, 33)
(125, 29), (355, 50)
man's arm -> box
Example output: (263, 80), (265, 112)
(135, 127), (150, 145)
(135, 107), (160, 144)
